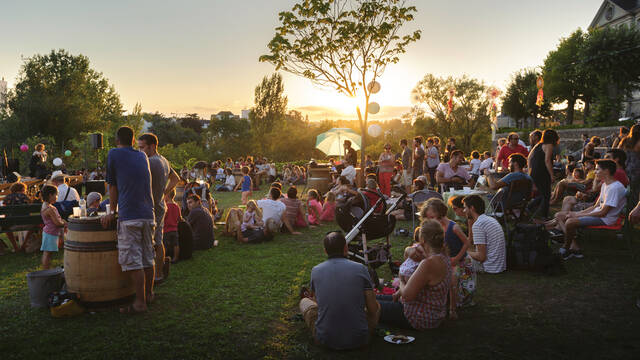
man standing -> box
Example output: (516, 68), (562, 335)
(186, 194), (216, 250)
(344, 140), (358, 168)
(496, 133), (529, 170)
(138, 133), (180, 283)
(464, 195), (506, 274)
(101, 126), (155, 313)
(299, 231), (380, 350)
(412, 136), (425, 179)
(400, 139), (412, 193)
(425, 137), (440, 190)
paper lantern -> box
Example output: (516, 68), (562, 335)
(368, 124), (382, 137)
(367, 102), (380, 115)
(20, 144), (28, 152)
(64, 150), (72, 157)
(367, 81), (381, 94)
(53, 158), (63, 167)
(536, 76), (544, 107)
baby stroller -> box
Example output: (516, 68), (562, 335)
(337, 189), (406, 287)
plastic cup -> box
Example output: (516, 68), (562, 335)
(72, 207), (81, 218)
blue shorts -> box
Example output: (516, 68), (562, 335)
(41, 232), (59, 252)
(578, 216), (605, 227)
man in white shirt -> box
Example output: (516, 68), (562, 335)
(340, 160), (357, 185)
(51, 170), (81, 202)
(257, 187), (300, 236)
(554, 159), (626, 260)
(464, 194), (506, 274)
(479, 151), (494, 172)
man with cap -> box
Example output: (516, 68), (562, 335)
(50, 170), (80, 202)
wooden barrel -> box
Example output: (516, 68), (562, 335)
(64, 217), (134, 304)
(307, 167), (332, 194)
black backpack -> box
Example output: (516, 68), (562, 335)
(53, 187), (79, 220)
(177, 220), (193, 261)
(508, 223), (564, 275)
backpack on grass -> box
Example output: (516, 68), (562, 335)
(507, 223), (564, 275)
(177, 220), (193, 261)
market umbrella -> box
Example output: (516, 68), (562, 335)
(315, 128), (361, 157)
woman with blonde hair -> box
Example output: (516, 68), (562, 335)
(236, 200), (266, 243)
(376, 219), (451, 330)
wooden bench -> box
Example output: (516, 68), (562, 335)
(0, 203), (44, 233)
(0, 179), (45, 202)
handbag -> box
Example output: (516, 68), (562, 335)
(53, 187), (79, 220)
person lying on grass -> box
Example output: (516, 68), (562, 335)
(552, 159), (627, 260)
(299, 231), (380, 350)
(377, 219), (451, 330)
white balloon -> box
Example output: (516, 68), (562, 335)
(368, 124), (382, 137)
(367, 81), (381, 94)
(53, 157), (63, 167)
(367, 102), (380, 115)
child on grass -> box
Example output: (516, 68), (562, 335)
(235, 166), (252, 205)
(306, 189), (323, 226)
(40, 185), (66, 269)
(163, 189), (181, 263)
(320, 191), (336, 222)
(237, 200), (266, 243)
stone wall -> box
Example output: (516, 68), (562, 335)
(496, 126), (622, 152)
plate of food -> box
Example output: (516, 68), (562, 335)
(383, 334), (415, 345)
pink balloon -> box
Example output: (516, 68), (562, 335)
(20, 144), (28, 152)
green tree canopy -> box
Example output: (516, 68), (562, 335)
(410, 74), (491, 153)
(8, 49), (123, 145)
(250, 73), (288, 153)
(502, 69), (550, 128)
(260, 0), (421, 168)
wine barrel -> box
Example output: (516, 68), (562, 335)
(307, 167), (332, 194)
(64, 217), (134, 304)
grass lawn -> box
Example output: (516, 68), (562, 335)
(1, 189), (640, 359)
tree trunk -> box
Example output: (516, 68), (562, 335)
(566, 98), (575, 125)
(584, 100), (591, 120)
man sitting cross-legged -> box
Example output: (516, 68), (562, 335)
(257, 187), (300, 235)
(299, 231), (380, 350)
(553, 159), (627, 260)
(464, 195), (506, 274)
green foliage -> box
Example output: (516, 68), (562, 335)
(7, 49), (123, 145)
(158, 142), (210, 170)
(579, 25), (640, 124)
(206, 116), (252, 159)
(250, 73), (288, 154)
(410, 74), (492, 153)
(149, 116), (200, 146)
(543, 29), (593, 125)
(502, 69), (551, 128)
(260, 0), (421, 167)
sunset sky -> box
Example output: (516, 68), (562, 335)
(1, 0), (604, 121)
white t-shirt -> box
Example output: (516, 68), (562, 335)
(590, 180), (626, 225)
(257, 199), (286, 225)
(224, 174), (236, 187)
(56, 183), (80, 202)
(470, 159), (482, 175)
(479, 158), (494, 172)
(472, 214), (506, 274)
(341, 165), (356, 184)
(217, 168), (224, 175)
(268, 165), (276, 177)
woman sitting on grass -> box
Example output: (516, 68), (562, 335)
(376, 219), (451, 330)
(422, 198), (475, 318)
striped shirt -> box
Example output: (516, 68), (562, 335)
(472, 214), (506, 274)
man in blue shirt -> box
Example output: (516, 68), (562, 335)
(101, 126), (155, 313)
(484, 153), (532, 211)
(298, 232), (380, 350)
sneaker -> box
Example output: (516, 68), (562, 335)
(558, 247), (568, 256)
(571, 249), (584, 259)
(561, 249), (573, 260)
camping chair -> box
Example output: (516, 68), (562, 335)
(580, 189), (635, 257)
(489, 179), (532, 241)
(410, 190), (443, 231)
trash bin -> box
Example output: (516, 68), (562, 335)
(26, 268), (64, 308)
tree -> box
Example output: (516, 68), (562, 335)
(180, 113), (203, 134)
(250, 73), (288, 153)
(8, 49), (123, 145)
(149, 116), (200, 146)
(502, 69), (551, 128)
(543, 29), (593, 125)
(410, 74), (491, 153)
(579, 25), (640, 124)
(260, 0), (421, 172)
(206, 116), (251, 159)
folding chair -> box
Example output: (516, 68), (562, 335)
(489, 178), (532, 242)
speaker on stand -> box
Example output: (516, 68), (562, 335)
(90, 133), (103, 150)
